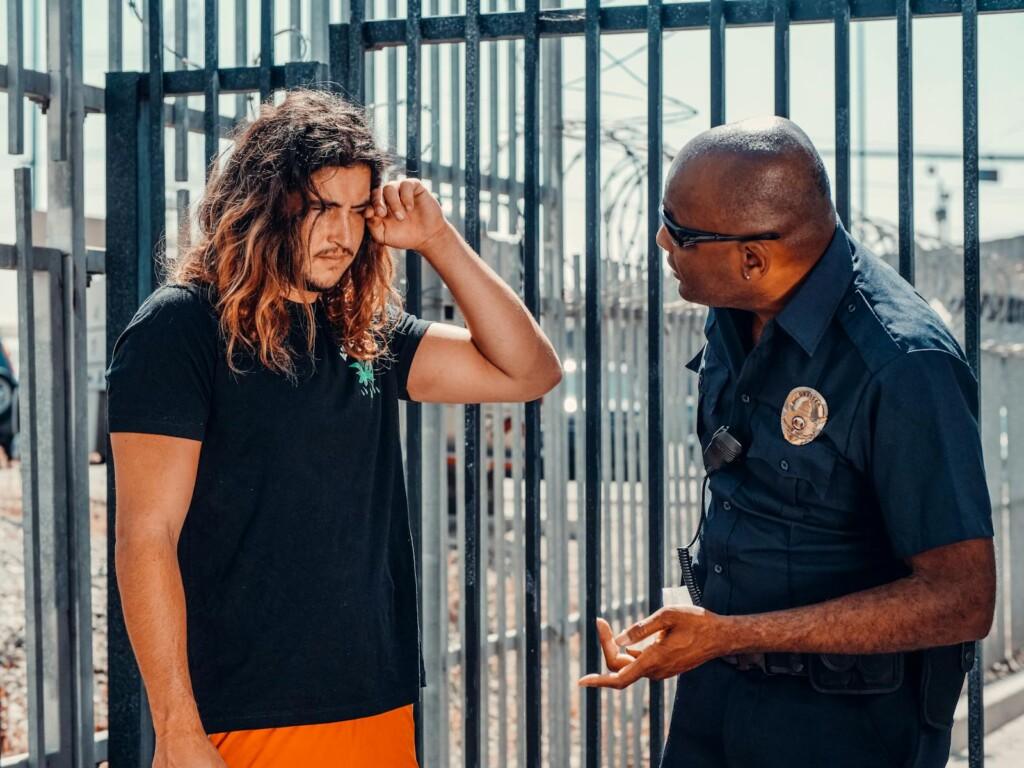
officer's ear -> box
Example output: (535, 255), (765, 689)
(739, 241), (772, 282)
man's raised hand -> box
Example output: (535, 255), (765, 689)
(365, 178), (449, 252)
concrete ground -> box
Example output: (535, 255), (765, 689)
(949, 712), (1024, 766)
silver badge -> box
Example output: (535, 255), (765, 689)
(781, 387), (828, 446)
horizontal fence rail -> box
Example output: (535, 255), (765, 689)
(1, 1), (1023, 767)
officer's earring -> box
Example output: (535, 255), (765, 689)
(743, 271), (751, 281)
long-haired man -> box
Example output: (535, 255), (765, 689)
(107, 88), (562, 767)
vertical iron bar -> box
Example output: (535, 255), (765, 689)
(896, 0), (914, 283)
(773, 0), (790, 118)
(347, 0), (365, 103)
(523, 1), (542, 766)
(291, 0), (302, 59)
(205, 0), (221, 177)
(962, 0), (984, 765)
(487, 0), (499, 229)
(260, 0), (275, 103)
(8, 0), (25, 154)
(50, 0), (69, 162)
(174, 0), (188, 183)
(177, 189), (191, 249)
(834, 0), (851, 228)
(109, 0), (123, 72)
(584, 0), (603, 765)
(310, 0), (330, 63)
(366, 0), (376, 119)
(235, 0), (248, 118)
(855, 26), (867, 220)
(106, 73), (154, 768)
(647, 0), (665, 763)
(15, 166), (44, 768)
(329, 22), (348, 97)
(404, 0), (424, 761)
(49, 2), (90, 764)
(449, 0), (463, 232)
(710, 0), (726, 127)
(388, 0), (399, 152)
(146, 0), (165, 286)
(464, 2), (483, 766)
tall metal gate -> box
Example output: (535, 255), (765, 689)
(3, 1), (1024, 767)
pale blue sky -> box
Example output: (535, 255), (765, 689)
(0, 1), (1021, 325)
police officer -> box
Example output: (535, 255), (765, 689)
(580, 117), (995, 767)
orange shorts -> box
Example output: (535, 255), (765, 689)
(208, 705), (418, 767)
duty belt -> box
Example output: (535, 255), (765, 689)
(720, 652), (808, 676)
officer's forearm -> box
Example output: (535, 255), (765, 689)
(717, 538), (995, 656)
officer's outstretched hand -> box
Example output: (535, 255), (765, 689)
(578, 608), (725, 690)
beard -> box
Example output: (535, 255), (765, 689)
(303, 250), (355, 293)
(303, 275), (342, 293)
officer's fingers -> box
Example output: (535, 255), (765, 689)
(614, 608), (670, 646)
(579, 654), (654, 691)
(596, 619), (617, 666)
(382, 185), (406, 221)
(596, 618), (634, 672)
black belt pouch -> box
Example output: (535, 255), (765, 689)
(808, 652), (904, 695)
(920, 642), (974, 729)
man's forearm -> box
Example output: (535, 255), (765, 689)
(418, 223), (556, 380)
(116, 534), (205, 736)
(718, 571), (991, 657)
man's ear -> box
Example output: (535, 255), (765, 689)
(741, 241), (772, 281)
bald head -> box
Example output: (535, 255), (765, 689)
(658, 117), (839, 312)
(665, 117), (836, 256)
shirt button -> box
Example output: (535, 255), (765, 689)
(780, 459), (790, 471)
(741, 394), (751, 404)
(722, 501), (732, 511)
(713, 564), (724, 574)
(847, 302), (856, 313)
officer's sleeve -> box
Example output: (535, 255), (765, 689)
(106, 286), (217, 441)
(386, 308), (432, 401)
(867, 349), (993, 559)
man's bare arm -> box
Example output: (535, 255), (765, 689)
(721, 537), (994, 655)
(111, 432), (225, 766)
(365, 180), (562, 404)
(581, 538), (995, 689)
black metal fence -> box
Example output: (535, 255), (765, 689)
(3, 1), (1024, 767)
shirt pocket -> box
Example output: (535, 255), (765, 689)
(746, 434), (837, 511)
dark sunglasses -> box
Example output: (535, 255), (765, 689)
(660, 207), (781, 249)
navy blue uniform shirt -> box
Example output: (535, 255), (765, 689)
(688, 225), (993, 616)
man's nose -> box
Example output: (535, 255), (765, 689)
(328, 208), (355, 247)
(656, 224), (672, 254)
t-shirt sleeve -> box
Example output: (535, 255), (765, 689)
(106, 286), (218, 441)
(386, 309), (432, 402)
(867, 349), (994, 559)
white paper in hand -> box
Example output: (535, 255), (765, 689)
(662, 586), (694, 608)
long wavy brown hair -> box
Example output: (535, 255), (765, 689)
(168, 88), (401, 377)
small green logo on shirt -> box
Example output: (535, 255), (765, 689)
(349, 359), (379, 398)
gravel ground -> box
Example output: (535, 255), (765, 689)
(0, 462), (108, 758)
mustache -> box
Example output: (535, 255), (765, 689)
(314, 248), (356, 259)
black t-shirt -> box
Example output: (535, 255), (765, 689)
(106, 283), (431, 733)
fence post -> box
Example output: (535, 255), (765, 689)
(105, 70), (158, 768)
